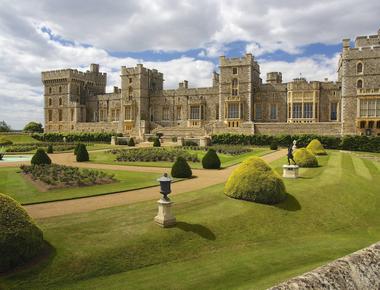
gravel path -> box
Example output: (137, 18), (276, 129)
(25, 149), (286, 219)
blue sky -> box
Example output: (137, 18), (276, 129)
(0, 0), (379, 129)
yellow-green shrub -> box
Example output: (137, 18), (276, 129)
(306, 139), (327, 155)
(224, 157), (286, 204)
(294, 148), (318, 167)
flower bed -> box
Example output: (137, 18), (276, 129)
(20, 164), (115, 189)
(111, 148), (199, 162)
(183, 145), (252, 155)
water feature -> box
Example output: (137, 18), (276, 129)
(0, 155), (32, 163)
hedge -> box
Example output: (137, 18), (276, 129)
(306, 139), (327, 155)
(31, 133), (122, 143)
(31, 149), (51, 165)
(76, 144), (89, 162)
(211, 133), (380, 153)
(171, 157), (192, 178)
(202, 149), (221, 169)
(294, 148), (319, 168)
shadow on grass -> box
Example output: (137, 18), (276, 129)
(176, 222), (216, 240)
(274, 193), (301, 211)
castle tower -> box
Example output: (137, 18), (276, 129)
(219, 53), (260, 128)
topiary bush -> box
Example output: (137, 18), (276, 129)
(31, 148), (51, 165)
(76, 144), (89, 162)
(0, 193), (44, 272)
(293, 148), (318, 167)
(171, 157), (192, 178)
(224, 156), (286, 204)
(128, 138), (135, 147)
(306, 139), (327, 155)
(270, 141), (278, 150)
(153, 138), (161, 147)
(47, 144), (53, 154)
(202, 149), (221, 169)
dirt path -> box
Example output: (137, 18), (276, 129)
(25, 149), (286, 219)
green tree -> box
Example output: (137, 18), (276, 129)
(171, 157), (192, 178)
(76, 144), (89, 162)
(23, 122), (43, 133)
(0, 120), (11, 132)
(31, 148), (51, 165)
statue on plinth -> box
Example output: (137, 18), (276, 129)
(287, 141), (297, 165)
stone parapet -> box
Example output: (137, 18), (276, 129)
(254, 122), (342, 136)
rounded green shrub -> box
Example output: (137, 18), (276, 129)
(47, 144), (53, 154)
(171, 156), (192, 178)
(293, 148), (318, 167)
(31, 148), (51, 165)
(306, 139), (327, 155)
(0, 193), (44, 272)
(76, 144), (89, 162)
(128, 138), (135, 147)
(270, 141), (278, 150)
(202, 149), (221, 169)
(224, 156), (286, 204)
(153, 138), (161, 147)
(74, 143), (81, 155)
(0, 138), (12, 146)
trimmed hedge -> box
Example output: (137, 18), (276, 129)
(128, 138), (135, 147)
(211, 133), (380, 153)
(171, 157), (192, 178)
(31, 148), (51, 165)
(31, 132), (122, 143)
(294, 148), (318, 168)
(270, 141), (278, 150)
(0, 193), (44, 272)
(224, 156), (286, 204)
(76, 144), (89, 162)
(47, 144), (53, 154)
(306, 139), (327, 155)
(153, 138), (161, 147)
(202, 149), (221, 169)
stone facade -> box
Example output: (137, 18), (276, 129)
(42, 30), (380, 138)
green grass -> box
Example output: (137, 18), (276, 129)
(0, 134), (40, 144)
(89, 147), (271, 169)
(0, 168), (162, 204)
(1, 151), (380, 289)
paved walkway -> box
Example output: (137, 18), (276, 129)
(24, 149), (286, 219)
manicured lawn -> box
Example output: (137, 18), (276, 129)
(1, 151), (380, 289)
(0, 167), (162, 204)
(89, 147), (272, 169)
(0, 133), (40, 143)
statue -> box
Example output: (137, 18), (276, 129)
(287, 141), (297, 165)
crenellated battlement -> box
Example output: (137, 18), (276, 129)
(219, 53), (259, 70)
(42, 66), (107, 83)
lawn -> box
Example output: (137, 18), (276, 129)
(90, 147), (272, 169)
(0, 133), (40, 144)
(1, 151), (380, 289)
(0, 167), (162, 204)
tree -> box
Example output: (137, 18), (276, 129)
(31, 148), (51, 165)
(202, 149), (221, 169)
(153, 138), (161, 147)
(171, 157), (192, 178)
(23, 122), (43, 133)
(0, 121), (11, 132)
(76, 144), (89, 162)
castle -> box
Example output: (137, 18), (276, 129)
(42, 30), (380, 139)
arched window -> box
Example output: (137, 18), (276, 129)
(59, 86), (62, 93)
(59, 97), (63, 106)
(357, 79), (363, 89)
(49, 87), (52, 94)
(48, 98), (52, 106)
(231, 78), (238, 96)
(357, 62), (363, 74)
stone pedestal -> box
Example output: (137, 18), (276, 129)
(283, 165), (299, 178)
(111, 136), (116, 146)
(154, 198), (176, 227)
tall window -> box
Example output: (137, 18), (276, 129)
(58, 109), (63, 121)
(360, 99), (380, 117)
(231, 78), (238, 96)
(59, 98), (63, 106)
(112, 109), (119, 121)
(357, 79), (363, 89)
(255, 104), (262, 120)
(48, 98), (52, 106)
(48, 87), (52, 94)
(292, 103), (302, 118)
(232, 67), (238, 75)
(128, 87), (133, 100)
(125, 106), (132, 120)
(357, 62), (363, 74)
(48, 110), (53, 122)
(368, 99), (376, 117)
(176, 106), (181, 120)
(227, 103), (239, 119)
(330, 102), (338, 121)
(303, 103), (313, 118)
(190, 106), (200, 120)
(59, 86), (62, 93)
(215, 104), (219, 120)
(71, 109), (74, 121)
(270, 104), (277, 120)
(162, 107), (170, 121)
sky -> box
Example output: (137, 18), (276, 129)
(0, 0), (379, 129)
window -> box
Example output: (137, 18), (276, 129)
(231, 78), (238, 96)
(58, 109), (63, 121)
(232, 67), (238, 74)
(368, 121), (374, 129)
(270, 104), (277, 120)
(71, 109), (74, 121)
(176, 106), (181, 120)
(303, 102), (313, 118)
(227, 103), (239, 119)
(48, 98), (52, 106)
(111, 109), (119, 121)
(360, 121), (366, 128)
(377, 121), (380, 129)
(128, 87), (133, 100)
(129, 78), (133, 83)
(190, 106), (200, 120)
(48, 87), (52, 94)
(215, 104), (219, 120)
(330, 102), (338, 121)
(59, 86), (62, 93)
(125, 106), (132, 120)
(255, 103), (262, 120)
(292, 103), (302, 118)
(59, 98), (63, 106)
(357, 79), (363, 89)
(162, 107), (170, 121)
(48, 110), (53, 122)
(357, 62), (363, 74)
(77, 87), (80, 94)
